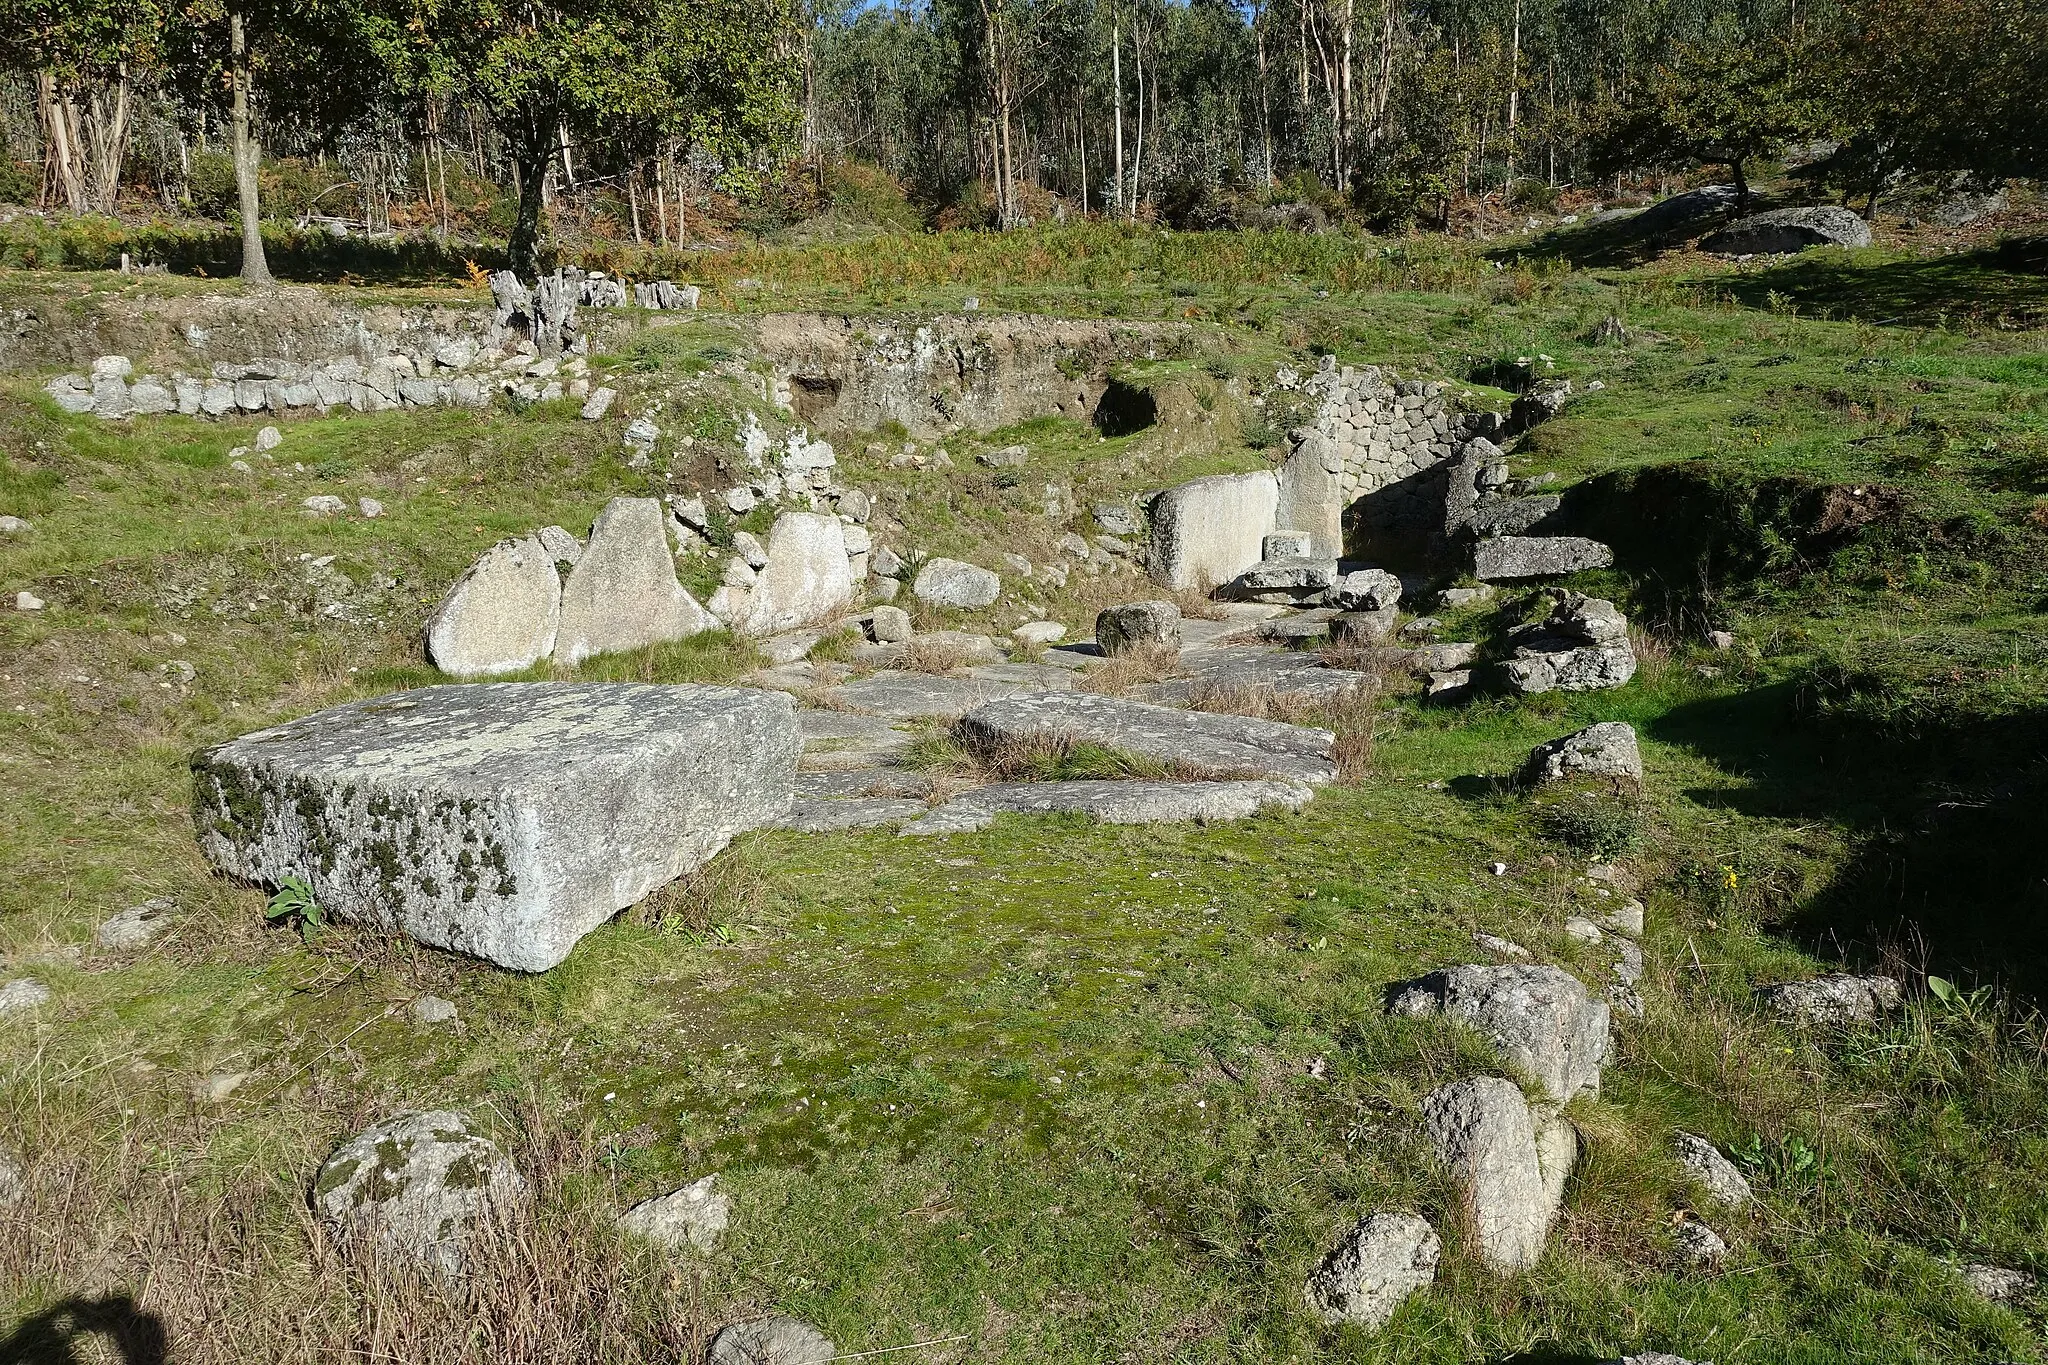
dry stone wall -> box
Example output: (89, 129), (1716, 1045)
(1278, 358), (1500, 560)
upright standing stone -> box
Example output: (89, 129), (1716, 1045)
(1149, 471), (1280, 592)
(426, 537), (562, 678)
(556, 498), (714, 667)
(731, 512), (854, 636)
(1422, 1076), (1558, 1272)
(192, 683), (799, 971)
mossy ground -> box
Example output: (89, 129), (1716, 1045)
(4, 227), (2048, 1362)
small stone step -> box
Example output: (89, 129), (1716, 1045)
(899, 778), (1313, 835)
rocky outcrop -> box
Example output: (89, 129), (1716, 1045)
(313, 1111), (527, 1274)
(1303, 1211), (1440, 1327)
(192, 682), (799, 971)
(898, 778), (1314, 834)
(1522, 722), (1643, 786)
(425, 536), (563, 678)
(1389, 964), (1610, 1104)
(1702, 206), (1872, 255)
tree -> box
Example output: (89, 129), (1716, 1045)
(161, 0), (384, 283)
(376, 0), (802, 275)
(1823, 0), (2048, 214)
(1592, 33), (1832, 210)
(1, 0), (164, 214)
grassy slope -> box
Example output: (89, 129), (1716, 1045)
(4, 229), (2048, 1362)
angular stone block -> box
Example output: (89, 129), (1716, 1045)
(426, 537), (561, 678)
(192, 683), (798, 971)
(1149, 472), (1279, 592)
(556, 497), (715, 666)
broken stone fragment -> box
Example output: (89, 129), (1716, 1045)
(1096, 600), (1182, 655)
(1521, 722), (1642, 786)
(426, 536), (561, 679)
(618, 1173), (730, 1252)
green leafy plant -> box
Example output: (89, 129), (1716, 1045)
(1733, 1132), (1832, 1192)
(264, 875), (324, 941)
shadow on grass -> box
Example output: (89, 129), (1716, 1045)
(1648, 681), (2048, 1001)
(1696, 236), (2048, 328)
(0, 1294), (169, 1365)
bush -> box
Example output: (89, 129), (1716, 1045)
(824, 158), (924, 231)
(0, 160), (38, 206)
(1536, 791), (1646, 858)
(187, 151), (238, 220)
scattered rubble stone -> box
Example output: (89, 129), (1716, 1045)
(1958, 1263), (2034, 1304)
(0, 979), (52, 1014)
(1389, 964), (1610, 1104)
(314, 1111), (528, 1274)
(707, 1317), (835, 1365)
(1302, 1211), (1440, 1328)
(1674, 1133), (1753, 1207)
(411, 995), (459, 1024)
(1504, 593), (1637, 694)
(618, 1173), (730, 1252)
(1674, 1217), (1728, 1269)
(96, 897), (176, 951)
(1475, 535), (1614, 581)
(1759, 973), (1902, 1026)
(913, 557), (1001, 610)
(1421, 1076), (1567, 1272)
(1097, 600), (1183, 655)
(1522, 722), (1643, 786)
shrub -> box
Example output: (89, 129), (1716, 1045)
(1536, 791), (1646, 858)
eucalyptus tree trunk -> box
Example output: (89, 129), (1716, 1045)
(230, 10), (271, 285)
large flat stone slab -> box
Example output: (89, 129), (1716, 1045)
(777, 796), (930, 831)
(900, 778), (1312, 834)
(192, 683), (798, 971)
(956, 691), (1338, 785)
(826, 671), (1042, 720)
(1139, 647), (1377, 705)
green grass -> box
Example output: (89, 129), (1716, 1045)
(6, 228), (2048, 1361)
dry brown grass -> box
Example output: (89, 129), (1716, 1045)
(0, 1069), (711, 1365)
(1182, 681), (1383, 783)
(900, 636), (979, 675)
(1079, 642), (1183, 696)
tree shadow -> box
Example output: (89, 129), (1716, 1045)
(0, 1295), (170, 1365)
(1647, 682), (2048, 1001)
(1699, 235), (2048, 328)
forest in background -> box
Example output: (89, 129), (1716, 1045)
(0, 0), (2043, 276)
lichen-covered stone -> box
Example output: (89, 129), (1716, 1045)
(1096, 600), (1182, 655)
(1389, 964), (1610, 1104)
(1522, 722), (1643, 786)
(192, 683), (798, 971)
(1303, 1211), (1439, 1327)
(1149, 472), (1279, 592)
(618, 1173), (730, 1252)
(314, 1110), (526, 1274)
(556, 497), (714, 666)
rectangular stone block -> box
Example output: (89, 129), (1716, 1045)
(192, 683), (798, 971)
